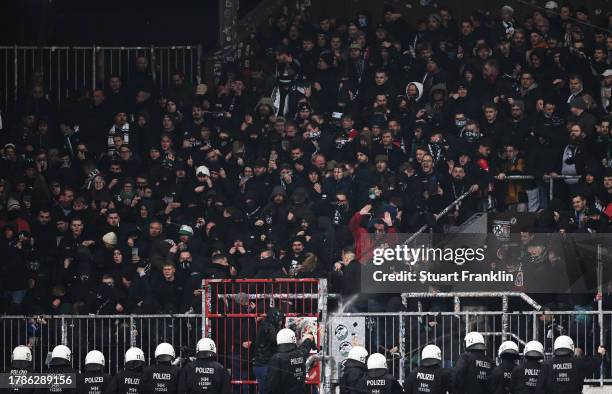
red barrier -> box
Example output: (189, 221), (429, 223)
(203, 279), (322, 389)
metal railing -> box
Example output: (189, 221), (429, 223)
(2, 308), (610, 390)
(496, 174), (583, 201)
(0, 314), (203, 374)
(405, 173), (584, 243)
(325, 310), (612, 389)
(0, 45), (202, 111)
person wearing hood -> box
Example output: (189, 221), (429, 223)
(406, 82), (424, 105)
(354, 353), (403, 394)
(339, 346), (368, 394)
(142, 343), (180, 394)
(421, 56), (449, 96)
(107, 347), (146, 394)
(252, 307), (284, 394)
(87, 274), (126, 315)
(404, 344), (451, 394)
(39, 345), (78, 394)
(264, 328), (315, 394)
(257, 185), (291, 244)
(312, 51), (339, 112)
(489, 341), (520, 394)
(280, 236), (309, 277)
(244, 158), (273, 207)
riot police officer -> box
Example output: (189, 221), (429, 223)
(489, 341), (519, 394)
(143, 343), (180, 394)
(510, 340), (544, 394)
(39, 345), (78, 394)
(451, 331), (493, 394)
(264, 328), (315, 394)
(404, 345), (451, 394)
(107, 347), (146, 394)
(355, 353), (404, 394)
(535, 335), (606, 394)
(177, 338), (231, 394)
(339, 346), (368, 394)
(76, 350), (110, 394)
(3, 346), (33, 394)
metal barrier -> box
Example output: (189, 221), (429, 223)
(203, 278), (327, 391)
(0, 45), (202, 111)
(325, 310), (612, 389)
(405, 174), (584, 244)
(1, 308), (609, 390)
(0, 314), (203, 374)
(496, 174), (583, 201)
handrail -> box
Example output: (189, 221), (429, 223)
(405, 190), (474, 244)
(406, 173), (585, 243)
(401, 292), (541, 311)
(494, 174), (582, 200)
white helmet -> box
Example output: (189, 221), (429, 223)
(524, 341), (544, 359)
(277, 328), (297, 345)
(154, 343), (175, 363)
(196, 338), (217, 358)
(367, 353), (387, 370)
(51, 345), (71, 364)
(347, 346), (368, 364)
(553, 335), (575, 356)
(12, 346), (32, 368)
(84, 350), (105, 371)
(498, 341), (519, 357)
(125, 347), (145, 369)
(465, 332), (486, 351)
(421, 344), (442, 366)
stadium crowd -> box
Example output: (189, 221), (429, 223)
(1, 1), (612, 316)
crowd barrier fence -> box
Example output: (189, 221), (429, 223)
(324, 310), (612, 391)
(1, 308), (610, 391)
(203, 278), (327, 391)
(0, 45), (202, 112)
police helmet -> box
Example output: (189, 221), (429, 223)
(367, 353), (387, 370)
(553, 335), (575, 356)
(50, 345), (71, 365)
(12, 346), (32, 369)
(84, 350), (105, 372)
(464, 332), (486, 351)
(347, 346), (368, 364)
(498, 341), (519, 358)
(125, 347), (145, 369)
(421, 344), (442, 367)
(277, 328), (297, 345)
(154, 343), (175, 363)
(523, 341), (544, 359)
(196, 338), (217, 358)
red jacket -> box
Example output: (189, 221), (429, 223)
(349, 211), (397, 262)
